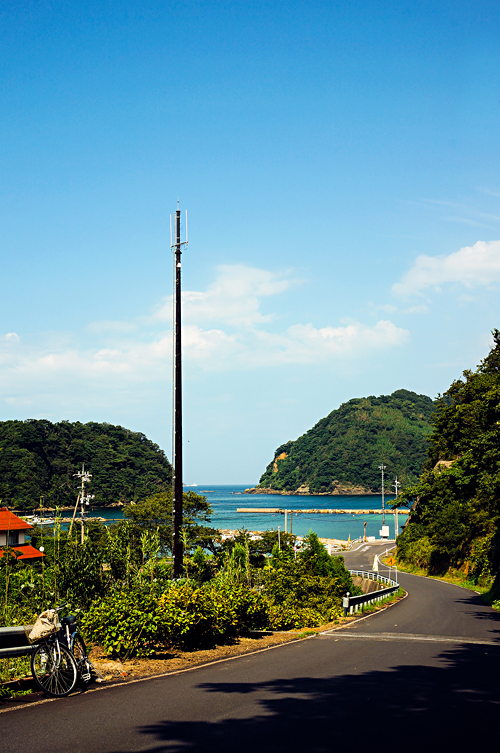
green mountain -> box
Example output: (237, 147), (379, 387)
(0, 419), (172, 510)
(256, 389), (436, 495)
(396, 331), (500, 591)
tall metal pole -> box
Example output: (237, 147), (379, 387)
(172, 204), (184, 577)
(379, 464), (387, 525)
(72, 464), (93, 544)
(80, 469), (85, 545)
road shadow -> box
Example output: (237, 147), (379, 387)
(108, 641), (499, 753)
(454, 593), (500, 636)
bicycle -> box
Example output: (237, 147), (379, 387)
(30, 605), (78, 698)
(60, 612), (102, 686)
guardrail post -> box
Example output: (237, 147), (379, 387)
(343, 592), (350, 617)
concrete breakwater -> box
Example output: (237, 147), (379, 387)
(237, 507), (409, 515)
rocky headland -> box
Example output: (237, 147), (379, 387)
(244, 483), (377, 496)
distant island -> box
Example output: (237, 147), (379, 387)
(246, 389), (436, 496)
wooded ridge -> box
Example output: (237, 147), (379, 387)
(254, 389), (436, 495)
(395, 330), (500, 598)
(0, 419), (172, 510)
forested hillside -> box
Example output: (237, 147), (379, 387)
(396, 331), (500, 594)
(0, 420), (171, 510)
(257, 389), (436, 494)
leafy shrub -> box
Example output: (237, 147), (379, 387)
(264, 534), (357, 628)
(81, 589), (163, 659)
(158, 580), (268, 648)
(464, 534), (495, 583)
(59, 539), (105, 608)
(82, 580), (269, 658)
(267, 604), (324, 630)
(396, 535), (434, 570)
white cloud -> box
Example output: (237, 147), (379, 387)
(403, 305), (429, 315)
(153, 264), (301, 327)
(258, 320), (409, 367)
(373, 304), (398, 313)
(393, 240), (500, 297)
(87, 320), (138, 334)
(183, 319), (409, 370)
(0, 266), (410, 407)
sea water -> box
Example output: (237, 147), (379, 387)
(88, 484), (398, 541)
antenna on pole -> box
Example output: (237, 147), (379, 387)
(393, 476), (401, 497)
(72, 464), (94, 544)
(171, 201), (188, 578)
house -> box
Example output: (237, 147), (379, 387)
(0, 507), (45, 563)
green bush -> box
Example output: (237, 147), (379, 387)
(81, 589), (163, 659)
(158, 580), (268, 648)
(267, 604), (324, 630)
(81, 580), (269, 659)
(397, 535), (434, 570)
(263, 534), (357, 629)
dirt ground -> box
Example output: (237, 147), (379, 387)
(90, 628), (330, 682)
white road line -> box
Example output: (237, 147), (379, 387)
(349, 543), (367, 552)
(320, 632), (499, 646)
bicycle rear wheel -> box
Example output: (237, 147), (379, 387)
(71, 634), (92, 685)
(31, 642), (78, 697)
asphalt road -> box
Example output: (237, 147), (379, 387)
(2, 544), (499, 752)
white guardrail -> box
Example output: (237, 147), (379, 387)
(345, 569), (400, 615)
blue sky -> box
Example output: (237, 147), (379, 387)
(1, 0), (500, 483)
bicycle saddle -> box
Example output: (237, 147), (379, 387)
(61, 615), (77, 627)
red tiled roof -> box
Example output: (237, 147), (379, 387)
(0, 508), (33, 532)
(0, 544), (45, 560)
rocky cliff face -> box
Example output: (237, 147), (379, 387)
(244, 482), (376, 496)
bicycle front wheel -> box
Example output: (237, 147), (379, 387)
(31, 642), (78, 697)
(71, 634), (92, 685)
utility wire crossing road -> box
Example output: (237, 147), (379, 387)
(2, 543), (499, 753)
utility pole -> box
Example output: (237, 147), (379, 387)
(73, 465), (93, 543)
(171, 202), (188, 578)
(379, 464), (387, 525)
(393, 476), (401, 538)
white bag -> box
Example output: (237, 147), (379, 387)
(28, 609), (59, 642)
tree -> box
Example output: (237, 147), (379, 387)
(123, 490), (217, 553)
(0, 419), (172, 509)
(395, 330), (500, 583)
